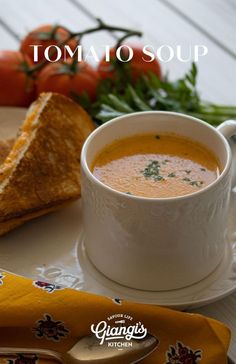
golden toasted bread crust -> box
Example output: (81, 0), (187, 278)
(0, 93), (95, 227)
(0, 139), (14, 164)
(0, 199), (75, 236)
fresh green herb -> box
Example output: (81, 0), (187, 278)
(126, 191), (132, 195)
(168, 172), (176, 177)
(75, 63), (236, 126)
(190, 181), (201, 187)
(184, 170), (191, 174)
(200, 168), (206, 172)
(155, 175), (165, 181)
(182, 176), (204, 187)
(141, 160), (165, 181)
(142, 160), (160, 178)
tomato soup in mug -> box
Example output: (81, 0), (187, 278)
(91, 133), (220, 198)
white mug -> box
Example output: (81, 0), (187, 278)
(81, 112), (236, 291)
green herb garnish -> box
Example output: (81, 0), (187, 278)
(141, 160), (165, 181)
(168, 172), (176, 178)
(155, 175), (165, 181)
(190, 181), (201, 187)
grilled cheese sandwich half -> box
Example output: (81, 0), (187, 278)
(0, 92), (95, 235)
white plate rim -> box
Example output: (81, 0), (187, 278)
(1, 106), (236, 311)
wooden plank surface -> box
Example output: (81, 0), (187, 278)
(164, 0), (236, 59)
(75, 0), (236, 104)
(0, 0), (114, 60)
(0, 23), (18, 49)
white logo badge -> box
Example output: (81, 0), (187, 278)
(91, 313), (148, 348)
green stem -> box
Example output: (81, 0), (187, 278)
(198, 109), (236, 117)
(190, 112), (229, 125)
(202, 102), (236, 110)
(26, 18), (142, 76)
(115, 31), (142, 49)
(50, 24), (60, 40)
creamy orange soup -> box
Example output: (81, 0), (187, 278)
(91, 134), (220, 198)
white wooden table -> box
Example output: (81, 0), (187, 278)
(0, 0), (236, 360)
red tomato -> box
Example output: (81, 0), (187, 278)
(36, 60), (100, 101)
(20, 24), (78, 64)
(98, 46), (162, 82)
(0, 50), (35, 107)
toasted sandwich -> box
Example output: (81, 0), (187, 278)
(0, 92), (95, 235)
(0, 139), (14, 164)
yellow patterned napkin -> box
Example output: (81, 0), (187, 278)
(0, 271), (231, 363)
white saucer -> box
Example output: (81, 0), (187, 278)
(1, 107), (236, 310)
(0, 197), (236, 310)
(78, 229), (236, 310)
